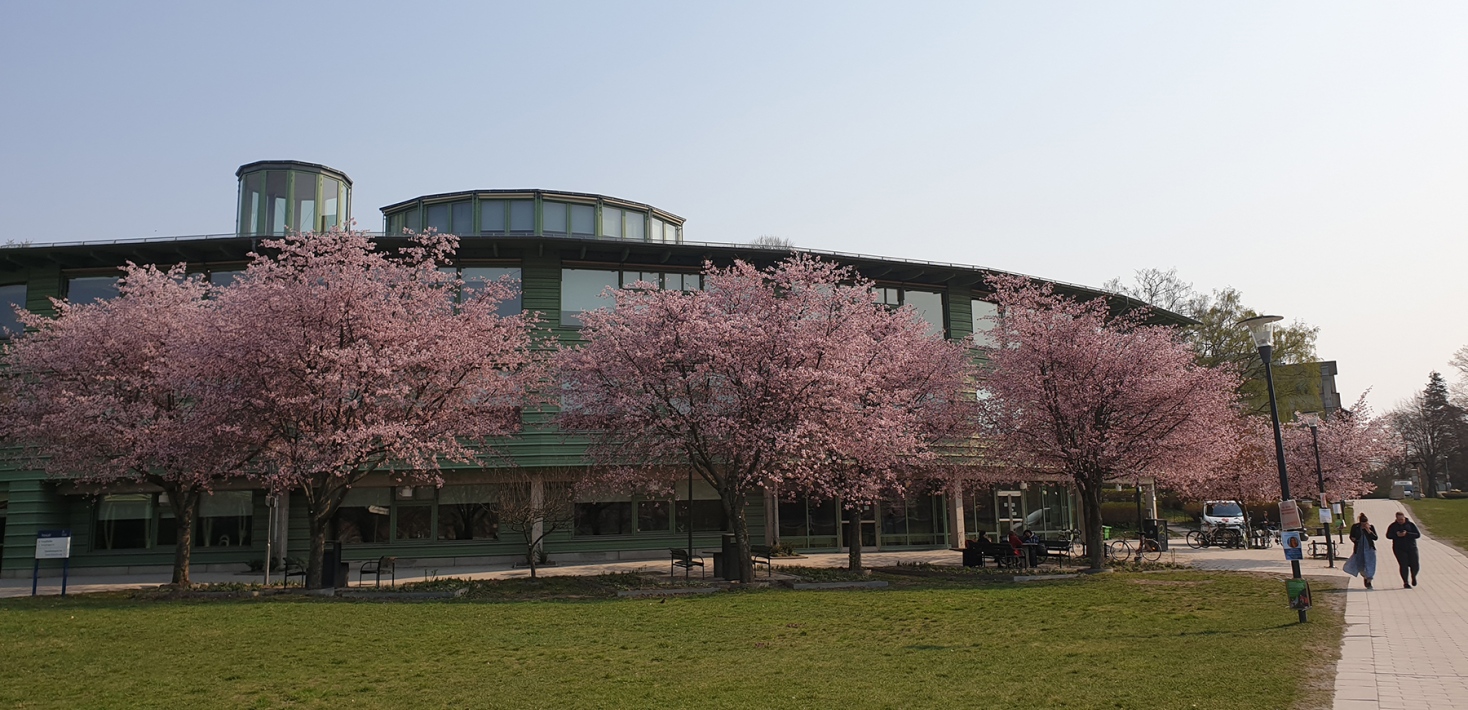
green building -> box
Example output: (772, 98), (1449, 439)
(0, 160), (1171, 579)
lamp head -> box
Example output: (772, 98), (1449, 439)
(1296, 411), (1322, 428)
(1237, 315), (1283, 349)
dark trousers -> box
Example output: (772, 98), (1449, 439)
(1394, 547), (1420, 583)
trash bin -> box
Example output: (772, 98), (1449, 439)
(720, 533), (739, 581)
(322, 540), (347, 588)
(1102, 526), (1112, 540)
(1143, 518), (1169, 552)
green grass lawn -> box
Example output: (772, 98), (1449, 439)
(1407, 497), (1468, 551)
(0, 571), (1341, 710)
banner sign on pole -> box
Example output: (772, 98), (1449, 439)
(1281, 531), (1304, 561)
(1319, 507), (1332, 524)
(1279, 500), (1303, 531)
(1286, 578), (1312, 611)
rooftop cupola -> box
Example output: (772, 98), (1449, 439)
(236, 160), (352, 237)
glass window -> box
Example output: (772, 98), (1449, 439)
(157, 495), (177, 546)
(198, 491), (253, 548)
(388, 212), (405, 235)
(208, 268), (244, 285)
(0, 283), (25, 337)
(638, 500), (671, 532)
(675, 500), (726, 533)
(320, 177), (341, 230)
(335, 488), (390, 544)
(575, 501), (633, 536)
(542, 201), (568, 234)
(402, 207), (420, 233)
(665, 273), (701, 292)
(438, 485), (499, 540)
(560, 268), (618, 326)
(651, 218), (666, 243)
(265, 170), (289, 236)
(621, 271), (659, 289)
(66, 276), (119, 304)
(293, 172), (316, 233)
(601, 207), (622, 238)
(461, 266), (522, 316)
(508, 200), (534, 232)
(396, 505), (432, 541)
(972, 298), (999, 347)
(426, 203), (451, 233)
(624, 211), (645, 241)
(480, 200), (506, 233)
(240, 172), (263, 235)
(451, 201), (473, 235)
(666, 224), (681, 243)
(571, 204), (595, 235)
(94, 493), (152, 550)
(904, 290), (945, 337)
(778, 499), (809, 538)
(874, 287), (899, 306)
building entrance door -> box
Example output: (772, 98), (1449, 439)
(997, 490), (1023, 534)
(841, 504), (877, 550)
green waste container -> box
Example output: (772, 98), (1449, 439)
(1102, 526), (1112, 540)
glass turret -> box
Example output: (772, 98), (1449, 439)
(236, 161), (352, 237)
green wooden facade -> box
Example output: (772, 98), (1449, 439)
(0, 163), (1188, 578)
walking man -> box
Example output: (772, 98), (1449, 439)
(1385, 511), (1422, 589)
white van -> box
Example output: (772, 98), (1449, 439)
(1390, 480), (1415, 500)
(1201, 500), (1246, 529)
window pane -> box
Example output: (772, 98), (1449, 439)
(972, 298), (999, 347)
(461, 266), (522, 316)
(638, 500), (671, 532)
(875, 287), (899, 306)
(451, 201), (473, 235)
(402, 208), (420, 233)
(651, 218), (665, 243)
(336, 488), (391, 543)
(66, 276), (119, 304)
(542, 201), (568, 234)
(293, 172), (316, 233)
(396, 506), (432, 541)
(320, 177), (341, 230)
(95, 494), (151, 550)
(571, 204), (595, 235)
(438, 485), (499, 540)
(903, 290), (945, 337)
(601, 207), (622, 238)
(388, 212), (404, 235)
(575, 502), (632, 535)
(624, 211), (645, 241)
(0, 283), (25, 337)
(620, 271), (658, 288)
(198, 491), (253, 548)
(475, 200), (504, 233)
(426, 203), (451, 233)
(265, 170), (288, 235)
(240, 172), (263, 235)
(667, 224), (681, 243)
(560, 268), (618, 326)
(509, 200), (534, 232)
(778, 499), (809, 538)
(675, 500), (726, 533)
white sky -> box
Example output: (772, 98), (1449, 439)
(2, 2), (1464, 409)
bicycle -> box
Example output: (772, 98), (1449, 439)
(1108, 537), (1162, 563)
(1186, 525), (1245, 549)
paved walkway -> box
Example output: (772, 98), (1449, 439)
(1330, 498), (1468, 710)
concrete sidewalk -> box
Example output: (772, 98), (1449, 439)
(1331, 498), (1468, 710)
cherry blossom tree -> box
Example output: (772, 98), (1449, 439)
(212, 229), (542, 588)
(1285, 395), (1391, 502)
(0, 264), (259, 587)
(556, 255), (974, 582)
(976, 275), (1239, 570)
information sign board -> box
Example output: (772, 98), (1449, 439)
(34, 530), (72, 560)
(1286, 578), (1312, 611)
(1281, 531), (1304, 561)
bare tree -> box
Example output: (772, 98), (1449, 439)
(496, 473), (577, 579)
(749, 235), (793, 248)
(1102, 267), (1200, 315)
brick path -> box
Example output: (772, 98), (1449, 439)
(1333, 498), (1468, 709)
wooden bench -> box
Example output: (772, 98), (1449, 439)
(1040, 540), (1073, 567)
(670, 548), (705, 579)
(962, 542), (1025, 569)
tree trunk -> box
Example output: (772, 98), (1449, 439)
(1080, 480), (1105, 571)
(303, 481), (352, 589)
(847, 505), (863, 572)
(724, 489), (754, 583)
(163, 486), (200, 588)
(307, 515), (328, 589)
(525, 530), (539, 579)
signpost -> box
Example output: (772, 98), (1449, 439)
(33, 530), (73, 596)
(1279, 500), (1303, 532)
(1286, 578), (1312, 611)
(1281, 531), (1304, 561)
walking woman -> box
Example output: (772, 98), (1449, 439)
(1345, 513), (1378, 589)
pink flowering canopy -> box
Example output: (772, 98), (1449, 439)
(211, 228), (543, 586)
(0, 263), (259, 585)
(556, 254), (975, 579)
(976, 275), (1240, 568)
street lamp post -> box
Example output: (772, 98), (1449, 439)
(1239, 314), (1307, 623)
(1297, 412), (1335, 568)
